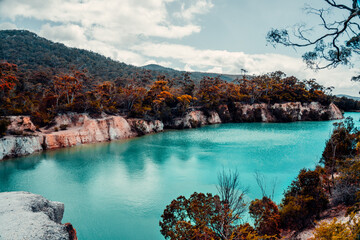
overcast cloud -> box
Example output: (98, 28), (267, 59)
(0, 0), (359, 95)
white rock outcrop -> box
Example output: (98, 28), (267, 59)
(0, 191), (73, 240)
(127, 119), (164, 135)
(232, 102), (343, 122)
(171, 110), (221, 129)
(0, 136), (43, 160)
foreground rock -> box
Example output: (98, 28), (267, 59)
(0, 191), (77, 240)
(0, 102), (343, 160)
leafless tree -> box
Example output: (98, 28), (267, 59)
(254, 171), (277, 200)
(216, 169), (248, 221)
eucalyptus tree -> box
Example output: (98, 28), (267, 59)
(267, 0), (360, 81)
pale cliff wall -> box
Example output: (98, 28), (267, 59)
(0, 102), (343, 160)
(0, 136), (43, 160)
(169, 110), (221, 129)
(0, 113), (165, 160)
(230, 102), (343, 122)
(0, 191), (77, 240)
(42, 114), (136, 149)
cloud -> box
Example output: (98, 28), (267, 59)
(0, 22), (17, 30)
(133, 42), (360, 95)
(174, 0), (214, 21)
(0, 0), (204, 39)
(40, 23), (87, 43)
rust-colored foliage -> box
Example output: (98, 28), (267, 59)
(279, 169), (328, 230)
(0, 62), (335, 125)
(321, 117), (359, 168)
(0, 62), (18, 97)
(249, 196), (280, 238)
(53, 74), (83, 106)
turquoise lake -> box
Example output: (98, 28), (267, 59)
(0, 112), (359, 240)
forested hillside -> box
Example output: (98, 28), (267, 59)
(0, 30), (236, 84)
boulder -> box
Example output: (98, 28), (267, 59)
(7, 116), (37, 134)
(0, 191), (76, 240)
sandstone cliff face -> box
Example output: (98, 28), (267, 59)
(127, 119), (164, 135)
(169, 110), (221, 129)
(230, 102), (343, 123)
(0, 113), (165, 160)
(0, 191), (77, 240)
(0, 102), (344, 160)
(43, 114), (136, 149)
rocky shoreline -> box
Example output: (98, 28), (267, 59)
(0, 191), (77, 240)
(0, 102), (343, 161)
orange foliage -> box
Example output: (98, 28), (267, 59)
(0, 62), (18, 95)
(249, 196), (281, 238)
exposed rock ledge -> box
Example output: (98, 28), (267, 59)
(0, 102), (343, 160)
(0, 191), (77, 240)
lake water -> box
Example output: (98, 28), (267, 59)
(0, 112), (359, 240)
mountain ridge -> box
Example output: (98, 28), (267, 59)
(0, 29), (238, 83)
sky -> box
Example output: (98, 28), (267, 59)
(0, 0), (359, 95)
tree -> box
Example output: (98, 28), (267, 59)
(249, 197), (280, 238)
(321, 117), (359, 186)
(249, 172), (280, 238)
(280, 169), (328, 230)
(197, 76), (226, 109)
(0, 62), (18, 99)
(216, 169), (248, 237)
(159, 170), (255, 240)
(177, 94), (196, 116)
(52, 73), (83, 108)
(267, 0), (360, 81)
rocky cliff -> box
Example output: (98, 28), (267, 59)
(42, 114), (136, 149)
(0, 191), (77, 240)
(0, 102), (343, 160)
(0, 136), (43, 160)
(230, 102), (343, 122)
